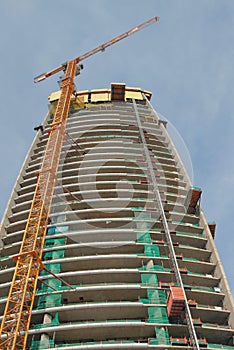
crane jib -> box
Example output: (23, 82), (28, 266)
(34, 16), (159, 84)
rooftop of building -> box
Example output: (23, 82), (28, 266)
(48, 83), (152, 107)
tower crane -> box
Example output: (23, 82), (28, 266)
(0, 16), (159, 349)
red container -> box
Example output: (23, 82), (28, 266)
(167, 286), (186, 318)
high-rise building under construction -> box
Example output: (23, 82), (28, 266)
(0, 84), (233, 349)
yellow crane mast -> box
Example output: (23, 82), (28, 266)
(0, 16), (159, 349)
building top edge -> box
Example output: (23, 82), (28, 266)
(48, 83), (152, 104)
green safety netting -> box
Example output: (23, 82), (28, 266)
(38, 262), (62, 305)
(176, 231), (204, 237)
(208, 345), (234, 349)
(52, 312), (59, 324)
(139, 264), (165, 272)
(187, 270), (205, 277)
(183, 257), (200, 262)
(155, 326), (170, 343)
(140, 299), (152, 304)
(147, 307), (169, 323)
(47, 225), (69, 235)
(40, 277), (62, 292)
(0, 256), (8, 261)
(44, 249), (65, 260)
(54, 214), (67, 223)
(133, 210), (154, 231)
(37, 293), (62, 309)
(133, 210), (152, 218)
(30, 339), (55, 350)
(137, 232), (151, 243)
(136, 221), (153, 230)
(171, 338), (187, 345)
(44, 237), (66, 247)
(40, 263), (61, 275)
(149, 327), (170, 345)
(140, 289), (167, 305)
(144, 244), (160, 257)
(148, 289), (167, 303)
(207, 346), (222, 349)
(141, 273), (158, 286)
(149, 338), (170, 345)
(133, 208), (153, 220)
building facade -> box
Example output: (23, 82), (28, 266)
(0, 84), (233, 349)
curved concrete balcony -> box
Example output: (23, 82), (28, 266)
(5, 218), (26, 234)
(173, 245), (211, 261)
(15, 191), (34, 205)
(24, 161), (41, 174)
(32, 301), (151, 325)
(36, 138), (48, 148)
(35, 283), (149, 305)
(17, 182), (36, 196)
(185, 288), (225, 306)
(27, 155), (44, 168)
(12, 199), (32, 213)
(8, 208), (30, 223)
(190, 304), (230, 326)
(169, 232), (207, 249)
(1, 229), (24, 245)
(28, 321), (156, 345)
(168, 323), (233, 347)
(31, 148), (45, 160)
(18, 176), (38, 189)
(42, 254), (145, 272)
(0, 239), (22, 256)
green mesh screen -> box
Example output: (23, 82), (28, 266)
(134, 211), (154, 230)
(208, 345), (234, 349)
(30, 339), (55, 349)
(136, 221), (153, 230)
(139, 264), (164, 272)
(148, 289), (167, 303)
(140, 289), (167, 304)
(148, 307), (169, 323)
(144, 244), (160, 257)
(44, 237), (66, 247)
(40, 263), (61, 275)
(38, 261), (61, 297)
(47, 225), (69, 235)
(0, 256), (8, 261)
(51, 312), (59, 325)
(40, 277), (62, 292)
(155, 326), (170, 344)
(137, 232), (151, 243)
(37, 293), (62, 309)
(44, 250), (65, 260)
(141, 273), (158, 286)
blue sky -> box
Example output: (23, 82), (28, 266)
(0, 1), (233, 293)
